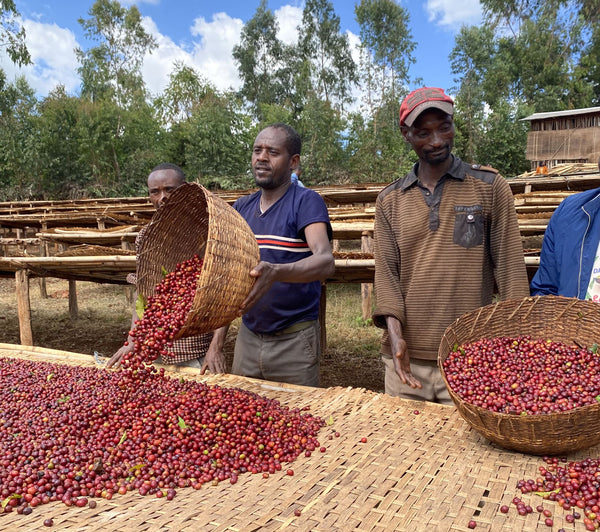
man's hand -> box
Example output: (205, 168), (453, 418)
(201, 343), (226, 374)
(106, 341), (133, 369)
(238, 261), (278, 314)
(201, 326), (229, 374)
(386, 316), (422, 389)
(391, 337), (422, 389)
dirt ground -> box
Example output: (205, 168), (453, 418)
(0, 278), (385, 393)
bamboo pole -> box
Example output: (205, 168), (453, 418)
(361, 231), (374, 322)
(68, 279), (78, 319)
(122, 238), (135, 304)
(38, 231), (48, 299)
(15, 269), (33, 346)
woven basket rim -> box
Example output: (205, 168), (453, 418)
(136, 183), (259, 336)
(437, 295), (600, 454)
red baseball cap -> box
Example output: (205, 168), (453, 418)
(399, 87), (454, 127)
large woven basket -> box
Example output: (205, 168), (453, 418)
(136, 183), (259, 337)
(438, 295), (600, 455)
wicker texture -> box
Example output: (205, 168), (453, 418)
(136, 183), (259, 337)
(438, 295), (600, 455)
(2, 343), (599, 531)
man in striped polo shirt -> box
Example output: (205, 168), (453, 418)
(373, 87), (529, 404)
(205, 124), (334, 386)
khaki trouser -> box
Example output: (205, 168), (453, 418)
(233, 321), (320, 387)
(382, 355), (452, 405)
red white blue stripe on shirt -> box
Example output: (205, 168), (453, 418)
(255, 234), (310, 253)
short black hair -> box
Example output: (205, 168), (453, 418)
(267, 123), (301, 157)
(150, 162), (186, 182)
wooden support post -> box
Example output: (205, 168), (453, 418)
(15, 269), (33, 346)
(97, 217), (106, 230)
(361, 231), (374, 322)
(69, 280), (78, 319)
(39, 222), (49, 298)
(319, 283), (327, 353)
(122, 237), (135, 304)
(38, 244), (48, 300)
(332, 239), (340, 252)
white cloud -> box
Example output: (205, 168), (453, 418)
(0, 3), (363, 106)
(0, 19), (80, 95)
(188, 13), (244, 92)
(275, 5), (303, 45)
(140, 16), (196, 97)
(425, 0), (482, 28)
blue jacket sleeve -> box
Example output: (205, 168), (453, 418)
(530, 208), (559, 296)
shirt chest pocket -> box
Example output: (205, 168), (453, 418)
(453, 205), (484, 248)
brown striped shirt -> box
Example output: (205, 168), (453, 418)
(373, 156), (529, 360)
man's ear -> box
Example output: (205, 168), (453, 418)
(290, 154), (300, 171)
(400, 125), (409, 142)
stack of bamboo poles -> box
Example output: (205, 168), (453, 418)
(517, 162), (599, 178)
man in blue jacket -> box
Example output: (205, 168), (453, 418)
(531, 158), (600, 300)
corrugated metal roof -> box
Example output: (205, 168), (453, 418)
(521, 107), (600, 121)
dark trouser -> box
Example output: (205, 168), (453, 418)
(233, 321), (320, 387)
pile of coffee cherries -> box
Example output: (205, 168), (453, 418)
(516, 456), (600, 531)
(0, 357), (323, 515)
(122, 254), (203, 372)
(0, 254), (324, 517)
(443, 335), (600, 414)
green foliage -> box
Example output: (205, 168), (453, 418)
(154, 62), (215, 124)
(451, 0), (599, 176)
(0, 74), (38, 200)
(471, 100), (530, 176)
(1, 0), (599, 199)
(183, 92), (253, 188)
(298, 0), (357, 110)
(35, 86), (90, 198)
(232, 0), (299, 122)
(0, 0), (31, 66)
(297, 96), (347, 185)
(355, 0), (415, 103)
(76, 0), (157, 107)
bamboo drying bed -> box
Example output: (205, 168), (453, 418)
(0, 343), (594, 532)
(37, 226), (139, 247)
(0, 255), (136, 283)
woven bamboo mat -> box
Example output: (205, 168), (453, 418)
(0, 343), (596, 532)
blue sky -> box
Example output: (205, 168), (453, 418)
(3, 0), (482, 101)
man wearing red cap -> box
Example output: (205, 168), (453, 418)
(372, 87), (529, 404)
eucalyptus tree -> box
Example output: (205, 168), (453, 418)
(233, 0), (299, 121)
(0, 0), (31, 66)
(355, 0), (414, 115)
(297, 0), (357, 110)
(0, 74), (38, 199)
(75, 0), (158, 187)
(76, 0), (157, 107)
(154, 62), (212, 124)
(350, 0), (415, 182)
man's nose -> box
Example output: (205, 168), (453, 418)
(430, 131), (444, 147)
